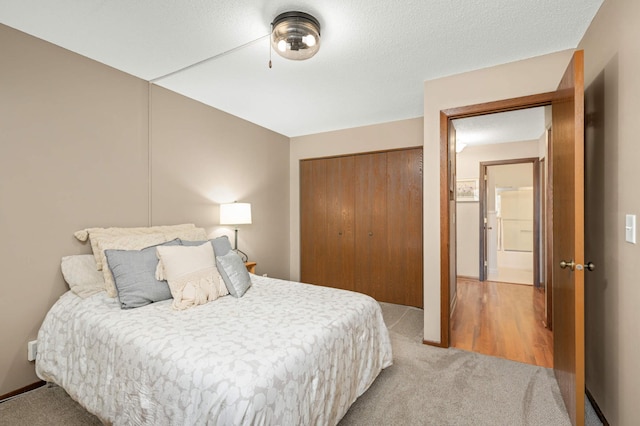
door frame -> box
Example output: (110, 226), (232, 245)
(439, 92), (554, 347)
(478, 157), (541, 287)
(544, 128), (554, 330)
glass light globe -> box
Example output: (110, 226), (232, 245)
(270, 11), (321, 60)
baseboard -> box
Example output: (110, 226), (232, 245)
(586, 387), (609, 426)
(422, 339), (447, 348)
(0, 380), (46, 402)
(456, 275), (478, 280)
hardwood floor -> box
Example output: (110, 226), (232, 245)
(451, 277), (553, 368)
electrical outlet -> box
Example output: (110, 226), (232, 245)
(27, 340), (37, 362)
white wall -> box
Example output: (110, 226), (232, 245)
(455, 141), (540, 278)
(423, 49), (575, 343)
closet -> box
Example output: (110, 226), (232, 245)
(300, 147), (423, 308)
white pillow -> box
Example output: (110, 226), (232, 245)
(156, 243), (228, 310)
(73, 224), (201, 271)
(61, 255), (105, 298)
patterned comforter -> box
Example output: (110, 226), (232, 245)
(36, 275), (393, 425)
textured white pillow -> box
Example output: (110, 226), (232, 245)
(61, 255), (105, 298)
(73, 224), (200, 271)
(163, 227), (207, 242)
(156, 243), (228, 310)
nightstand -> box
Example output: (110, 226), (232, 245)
(244, 261), (257, 274)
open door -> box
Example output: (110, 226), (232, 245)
(449, 123), (457, 320)
(479, 158), (540, 285)
(552, 50), (585, 426)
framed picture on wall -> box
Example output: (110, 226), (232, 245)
(456, 178), (479, 202)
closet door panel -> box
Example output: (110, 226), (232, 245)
(386, 148), (423, 307)
(324, 156), (356, 291)
(355, 152), (388, 299)
(301, 148), (423, 306)
(300, 159), (328, 285)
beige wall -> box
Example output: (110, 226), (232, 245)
(150, 86), (290, 279)
(455, 141), (539, 277)
(0, 23), (149, 396)
(288, 118), (424, 280)
(422, 49), (575, 342)
(0, 24), (290, 396)
(579, 0), (640, 424)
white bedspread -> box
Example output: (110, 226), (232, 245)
(36, 275), (393, 425)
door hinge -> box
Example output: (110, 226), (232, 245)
(484, 260), (488, 267)
(484, 174), (488, 181)
(484, 217), (487, 224)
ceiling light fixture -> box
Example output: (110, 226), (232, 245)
(270, 11), (321, 61)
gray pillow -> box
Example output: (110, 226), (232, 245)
(216, 250), (251, 298)
(180, 236), (232, 257)
(105, 239), (181, 309)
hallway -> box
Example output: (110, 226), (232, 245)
(451, 277), (553, 368)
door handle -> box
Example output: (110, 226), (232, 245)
(576, 262), (595, 271)
(560, 260), (596, 271)
(559, 260), (575, 270)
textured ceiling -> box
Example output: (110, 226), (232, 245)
(0, 0), (603, 137)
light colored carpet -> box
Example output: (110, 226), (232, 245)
(340, 302), (602, 426)
(0, 302), (603, 426)
(0, 383), (101, 426)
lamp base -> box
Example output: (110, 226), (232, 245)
(233, 228), (248, 262)
(235, 249), (248, 262)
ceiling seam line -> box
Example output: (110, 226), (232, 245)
(150, 34), (270, 84)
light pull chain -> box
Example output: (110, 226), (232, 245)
(268, 24), (273, 69)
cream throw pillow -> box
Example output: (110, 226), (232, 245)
(164, 227), (207, 242)
(154, 241), (227, 289)
(61, 255), (105, 298)
(156, 243), (228, 310)
(74, 224), (200, 271)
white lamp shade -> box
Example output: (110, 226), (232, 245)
(220, 203), (252, 225)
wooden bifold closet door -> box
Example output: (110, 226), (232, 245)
(300, 147), (423, 308)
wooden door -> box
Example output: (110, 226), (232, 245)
(324, 156), (356, 291)
(552, 51), (585, 426)
(300, 159), (328, 285)
(354, 152), (388, 300)
(540, 158), (546, 289)
(386, 149), (423, 307)
(480, 163), (488, 281)
(301, 149), (422, 305)
(545, 128), (554, 329)
(300, 157), (355, 290)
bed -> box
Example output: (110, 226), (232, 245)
(36, 274), (393, 425)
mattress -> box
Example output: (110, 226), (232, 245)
(36, 274), (393, 425)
